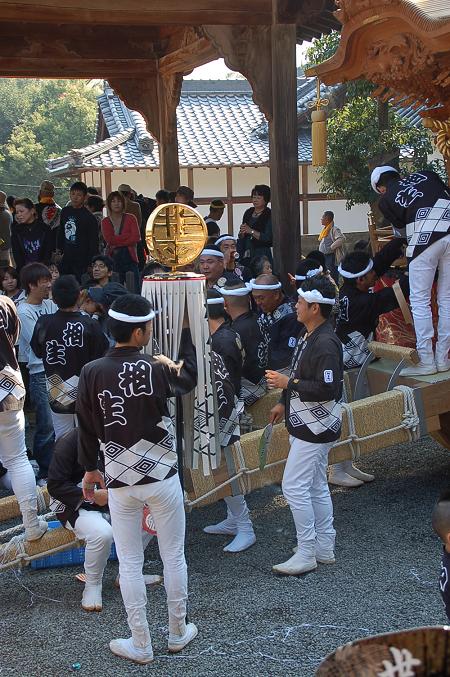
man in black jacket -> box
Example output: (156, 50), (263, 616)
(31, 275), (109, 440)
(372, 166), (450, 375)
(267, 276), (343, 576)
(77, 294), (197, 664)
(251, 273), (301, 373)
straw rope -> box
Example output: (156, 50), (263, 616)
(185, 386), (421, 507)
(0, 486), (50, 524)
(0, 525), (82, 571)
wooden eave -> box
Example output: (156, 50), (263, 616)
(306, 0), (450, 117)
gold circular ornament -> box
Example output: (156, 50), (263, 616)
(146, 203), (207, 271)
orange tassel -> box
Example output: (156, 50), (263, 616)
(311, 109), (327, 167)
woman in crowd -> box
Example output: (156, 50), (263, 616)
(101, 192), (140, 292)
(249, 254), (272, 279)
(237, 185), (273, 268)
(11, 198), (53, 272)
(1, 266), (26, 306)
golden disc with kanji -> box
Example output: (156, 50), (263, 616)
(146, 203), (207, 271)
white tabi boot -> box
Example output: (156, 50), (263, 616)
(168, 621), (198, 653)
(340, 459), (374, 483)
(328, 462), (364, 488)
(273, 544), (317, 576)
(81, 583), (103, 612)
(109, 637), (154, 664)
(21, 494), (48, 542)
(222, 495), (256, 553)
(203, 504), (237, 536)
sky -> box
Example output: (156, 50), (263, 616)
(185, 44), (309, 79)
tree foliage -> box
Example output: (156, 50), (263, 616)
(0, 79), (98, 202)
(318, 97), (433, 208)
(301, 32), (435, 207)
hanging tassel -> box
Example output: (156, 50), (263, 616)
(311, 109), (327, 166)
(309, 79), (329, 167)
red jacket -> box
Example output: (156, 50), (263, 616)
(101, 213), (140, 263)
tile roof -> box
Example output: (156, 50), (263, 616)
(45, 76), (425, 176)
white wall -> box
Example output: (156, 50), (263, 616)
(90, 165), (370, 237)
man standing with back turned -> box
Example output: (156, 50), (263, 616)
(77, 293), (198, 664)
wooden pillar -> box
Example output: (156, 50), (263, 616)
(268, 12), (300, 283)
(156, 73), (182, 192)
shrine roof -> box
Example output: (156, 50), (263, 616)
(45, 77), (423, 175)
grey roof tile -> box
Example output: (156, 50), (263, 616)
(46, 78), (424, 175)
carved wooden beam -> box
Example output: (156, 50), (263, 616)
(0, 58), (157, 78)
(158, 36), (218, 76)
(109, 76), (160, 141)
(203, 25), (273, 121)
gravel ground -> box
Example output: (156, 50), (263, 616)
(0, 435), (449, 677)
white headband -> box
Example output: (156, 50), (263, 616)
(108, 308), (156, 322)
(201, 249), (224, 259)
(215, 235), (237, 246)
(295, 266), (323, 281)
(207, 297), (225, 305)
(220, 283), (252, 297)
(297, 288), (336, 305)
(370, 165), (399, 193)
(338, 259), (374, 279)
(250, 278), (282, 290)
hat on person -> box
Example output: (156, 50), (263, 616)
(87, 282), (129, 308)
(117, 183), (132, 194)
(370, 166), (399, 193)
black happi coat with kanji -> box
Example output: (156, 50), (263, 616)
(31, 310), (109, 414)
(379, 170), (450, 261)
(211, 322), (244, 397)
(280, 322), (343, 444)
(76, 329), (197, 488)
(231, 310), (267, 405)
(257, 299), (302, 371)
(335, 239), (408, 369)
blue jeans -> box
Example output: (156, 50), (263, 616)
(29, 371), (55, 479)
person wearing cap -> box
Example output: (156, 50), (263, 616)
(198, 244), (240, 290)
(35, 180), (62, 254)
(251, 273), (301, 373)
(0, 190), (12, 268)
(203, 289), (256, 552)
(267, 275), (343, 576)
(30, 275), (109, 440)
(237, 185), (273, 267)
(117, 183), (142, 235)
(371, 165), (450, 376)
(57, 181), (100, 282)
(204, 199), (225, 237)
(77, 293), (198, 664)
(175, 185), (197, 208)
(81, 281), (128, 346)
(221, 282), (268, 406)
(215, 234), (251, 282)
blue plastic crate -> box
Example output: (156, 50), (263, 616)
(31, 520), (117, 570)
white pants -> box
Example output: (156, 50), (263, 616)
(51, 412), (77, 441)
(409, 234), (450, 364)
(0, 409), (40, 528)
(108, 474), (187, 648)
(70, 510), (114, 585)
(282, 436), (335, 556)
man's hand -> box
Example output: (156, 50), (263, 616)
(265, 370), (289, 390)
(82, 470), (105, 502)
(269, 403), (285, 425)
(93, 489), (108, 507)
